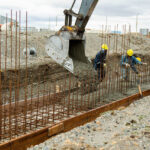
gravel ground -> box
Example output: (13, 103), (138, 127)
(28, 95), (150, 150)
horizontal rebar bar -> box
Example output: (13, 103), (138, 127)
(0, 10), (150, 146)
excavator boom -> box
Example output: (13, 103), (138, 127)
(45, 0), (99, 74)
(75, 0), (98, 33)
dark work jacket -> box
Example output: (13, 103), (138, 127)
(94, 50), (107, 70)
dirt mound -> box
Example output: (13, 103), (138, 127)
(1, 31), (150, 70)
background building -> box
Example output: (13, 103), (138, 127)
(0, 15), (16, 31)
(140, 28), (149, 36)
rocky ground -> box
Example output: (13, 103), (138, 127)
(28, 95), (150, 150)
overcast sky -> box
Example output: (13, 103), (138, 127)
(0, 0), (150, 31)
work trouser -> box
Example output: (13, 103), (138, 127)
(121, 67), (130, 80)
(97, 65), (105, 80)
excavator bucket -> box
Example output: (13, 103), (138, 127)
(45, 0), (99, 74)
(45, 0), (100, 94)
(45, 31), (93, 74)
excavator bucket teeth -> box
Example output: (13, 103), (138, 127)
(45, 32), (93, 74)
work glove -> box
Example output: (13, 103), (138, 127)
(103, 63), (107, 68)
(137, 73), (141, 77)
(142, 63), (147, 65)
(125, 63), (130, 68)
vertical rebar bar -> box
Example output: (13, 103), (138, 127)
(4, 13), (8, 138)
(0, 16), (2, 141)
(24, 11), (28, 133)
(14, 11), (18, 136)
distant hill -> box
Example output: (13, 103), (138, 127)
(0, 15), (15, 24)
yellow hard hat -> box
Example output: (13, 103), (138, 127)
(127, 49), (133, 56)
(136, 57), (141, 62)
(101, 44), (108, 50)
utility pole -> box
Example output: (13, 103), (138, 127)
(56, 16), (58, 27)
(136, 14), (138, 35)
(49, 17), (51, 30)
(105, 16), (108, 32)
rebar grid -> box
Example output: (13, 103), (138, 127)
(0, 11), (150, 143)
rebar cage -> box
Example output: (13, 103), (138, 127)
(0, 11), (150, 144)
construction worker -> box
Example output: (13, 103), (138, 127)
(136, 57), (147, 73)
(120, 49), (147, 81)
(136, 57), (141, 63)
(94, 44), (108, 80)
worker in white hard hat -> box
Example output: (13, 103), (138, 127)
(94, 44), (108, 80)
(120, 49), (147, 81)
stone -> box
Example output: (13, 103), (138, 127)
(111, 111), (116, 116)
(86, 125), (91, 129)
(130, 120), (137, 124)
(88, 130), (91, 133)
(43, 146), (50, 150)
(126, 122), (131, 126)
(33, 145), (39, 150)
(93, 127), (96, 131)
(111, 141), (117, 145)
(79, 137), (85, 143)
(117, 106), (126, 111)
(130, 135), (135, 139)
(64, 139), (72, 145)
(96, 121), (101, 125)
(99, 148), (105, 150)
(116, 120), (119, 124)
(97, 127), (102, 131)
(80, 147), (85, 150)
(104, 142), (108, 145)
(113, 133), (120, 137)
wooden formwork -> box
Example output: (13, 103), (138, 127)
(0, 89), (150, 150)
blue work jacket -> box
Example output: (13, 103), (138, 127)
(121, 55), (142, 74)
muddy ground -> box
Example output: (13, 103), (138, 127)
(0, 31), (150, 106)
(1, 30), (150, 79)
(1, 53), (149, 105)
(1, 31), (150, 82)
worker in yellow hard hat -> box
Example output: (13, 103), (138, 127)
(120, 49), (147, 81)
(136, 57), (147, 76)
(135, 57), (147, 66)
(94, 44), (108, 80)
(136, 57), (147, 65)
(136, 57), (141, 62)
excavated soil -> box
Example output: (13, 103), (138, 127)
(1, 31), (150, 69)
(1, 31), (150, 111)
(1, 52), (150, 105)
(0, 31), (150, 84)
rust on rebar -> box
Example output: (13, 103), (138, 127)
(0, 89), (150, 150)
(0, 17), (2, 141)
(0, 10), (150, 149)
